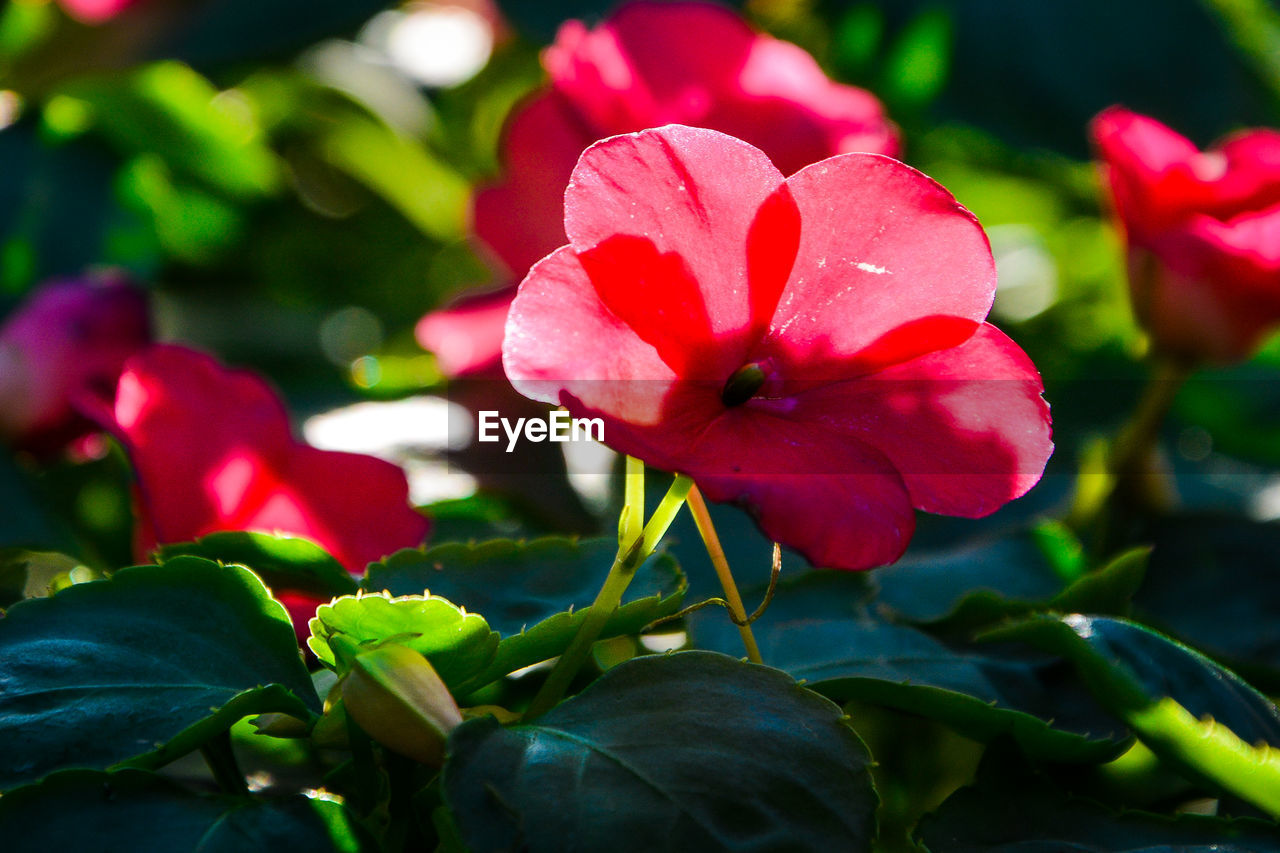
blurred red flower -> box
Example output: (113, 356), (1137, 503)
(418, 0), (897, 377)
(104, 344), (429, 579)
(503, 126), (1052, 570)
(0, 272), (150, 455)
(1092, 106), (1280, 363)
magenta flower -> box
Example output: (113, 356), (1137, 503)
(104, 345), (430, 573)
(0, 272), (150, 454)
(503, 126), (1052, 570)
(418, 0), (897, 377)
(1092, 107), (1280, 363)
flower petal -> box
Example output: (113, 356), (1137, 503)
(108, 345), (428, 572)
(687, 411), (916, 571)
(564, 126), (798, 377)
(771, 323), (1051, 517)
(415, 288), (514, 378)
(758, 153), (995, 377)
(473, 92), (592, 276)
(504, 246), (678, 424)
(1133, 206), (1280, 362)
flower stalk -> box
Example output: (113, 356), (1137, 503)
(1108, 356), (1193, 510)
(525, 474), (694, 719)
(686, 484), (764, 664)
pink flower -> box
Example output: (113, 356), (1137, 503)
(503, 126), (1052, 570)
(0, 272), (150, 454)
(1092, 107), (1280, 363)
(57, 0), (139, 24)
(418, 0), (897, 377)
(103, 345), (429, 574)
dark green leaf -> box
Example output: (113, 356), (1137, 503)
(0, 558), (319, 790)
(157, 530), (357, 598)
(365, 537), (686, 691)
(365, 538), (679, 635)
(989, 614), (1280, 813)
(917, 745), (1280, 852)
(444, 651), (877, 852)
(875, 531), (1063, 622)
(0, 449), (68, 552)
(692, 608), (1126, 763)
(0, 769), (376, 853)
(877, 530), (1146, 633)
(1132, 514), (1280, 684)
(0, 548), (28, 607)
(991, 615), (1280, 746)
(691, 566), (1127, 762)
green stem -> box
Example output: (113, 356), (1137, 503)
(525, 474), (694, 719)
(686, 485), (764, 664)
(200, 731), (247, 796)
(620, 456), (645, 547)
(1107, 357), (1192, 508)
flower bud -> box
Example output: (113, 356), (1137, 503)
(341, 644), (463, 766)
(1091, 107), (1280, 364)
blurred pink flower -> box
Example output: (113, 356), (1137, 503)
(104, 345), (430, 574)
(1093, 106), (1280, 363)
(418, 0), (897, 377)
(504, 126), (1051, 570)
(58, 0), (139, 24)
(0, 272), (150, 454)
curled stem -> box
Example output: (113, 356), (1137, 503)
(525, 474), (693, 719)
(686, 485), (764, 664)
(642, 543), (782, 633)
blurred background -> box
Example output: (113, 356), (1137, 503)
(1, 0), (1279, 571)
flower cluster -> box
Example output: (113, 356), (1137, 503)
(417, 0), (897, 377)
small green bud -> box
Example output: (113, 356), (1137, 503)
(342, 644), (463, 766)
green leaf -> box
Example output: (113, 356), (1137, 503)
(444, 651), (877, 852)
(693, 609), (1126, 763)
(1132, 514), (1280, 685)
(364, 538), (687, 692)
(308, 592), (499, 690)
(322, 113), (468, 241)
(877, 532), (1147, 632)
(157, 530), (357, 598)
(874, 531), (1065, 623)
(0, 121), (140, 287)
(60, 62), (279, 198)
(366, 537), (685, 635)
(0, 558), (319, 790)
(0, 548), (29, 607)
(917, 745), (1280, 852)
(0, 769), (376, 853)
(989, 614), (1280, 815)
